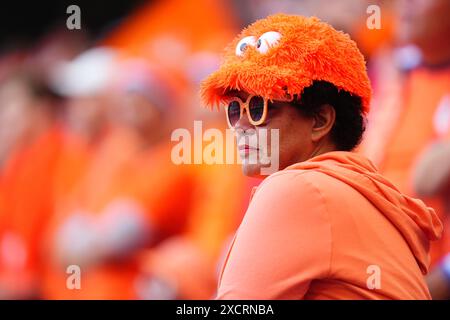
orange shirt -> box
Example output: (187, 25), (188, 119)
(42, 128), (196, 299)
(51, 132), (93, 212)
(0, 126), (63, 297)
(216, 152), (442, 299)
(140, 163), (258, 299)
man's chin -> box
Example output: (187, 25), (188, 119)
(241, 162), (264, 178)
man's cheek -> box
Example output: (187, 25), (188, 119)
(259, 128), (280, 175)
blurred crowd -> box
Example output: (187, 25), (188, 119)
(0, 0), (449, 299)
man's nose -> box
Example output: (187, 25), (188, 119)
(234, 109), (254, 131)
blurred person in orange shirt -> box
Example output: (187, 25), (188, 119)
(42, 57), (198, 299)
(0, 70), (64, 299)
(37, 46), (124, 299)
(389, 0), (450, 300)
(49, 47), (120, 205)
(135, 93), (259, 299)
(361, 0), (450, 294)
(0, 33), (91, 299)
(0, 27), (88, 170)
(414, 136), (450, 299)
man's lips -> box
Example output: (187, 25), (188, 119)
(238, 144), (259, 155)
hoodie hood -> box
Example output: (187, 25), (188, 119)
(285, 151), (443, 275)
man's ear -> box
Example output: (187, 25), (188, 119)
(311, 104), (336, 142)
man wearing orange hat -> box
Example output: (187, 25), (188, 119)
(201, 14), (442, 299)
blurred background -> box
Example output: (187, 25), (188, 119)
(0, 0), (449, 299)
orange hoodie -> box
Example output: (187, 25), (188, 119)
(216, 151), (442, 300)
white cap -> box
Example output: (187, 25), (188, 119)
(50, 47), (118, 97)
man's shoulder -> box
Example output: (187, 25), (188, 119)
(257, 168), (336, 195)
(250, 169), (331, 210)
(253, 167), (359, 212)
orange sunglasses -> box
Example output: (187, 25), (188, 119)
(224, 95), (269, 128)
(224, 94), (294, 128)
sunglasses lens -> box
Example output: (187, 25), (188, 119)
(227, 101), (241, 126)
(249, 96), (265, 123)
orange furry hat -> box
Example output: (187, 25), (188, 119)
(201, 14), (371, 113)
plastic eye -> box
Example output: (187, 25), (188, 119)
(256, 31), (282, 54)
(235, 36), (256, 56)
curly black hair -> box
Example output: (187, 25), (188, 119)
(293, 81), (366, 151)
